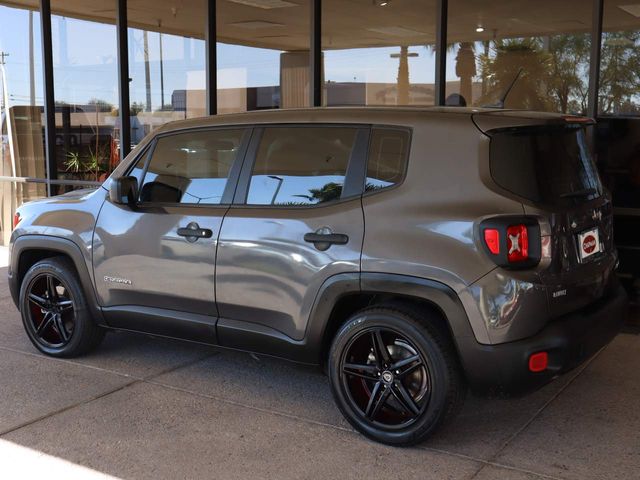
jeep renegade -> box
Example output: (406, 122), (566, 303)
(8, 107), (627, 446)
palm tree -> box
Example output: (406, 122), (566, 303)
(308, 182), (342, 203)
(455, 42), (476, 104)
(476, 38), (553, 110)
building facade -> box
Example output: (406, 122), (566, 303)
(1, 0), (640, 275)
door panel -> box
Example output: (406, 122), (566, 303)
(93, 202), (225, 316)
(215, 125), (368, 341)
(93, 127), (250, 333)
(215, 200), (363, 340)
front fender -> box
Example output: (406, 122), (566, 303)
(9, 235), (105, 325)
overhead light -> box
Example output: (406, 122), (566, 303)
(374, 0), (391, 5)
(226, 0), (298, 9)
(476, 26), (485, 33)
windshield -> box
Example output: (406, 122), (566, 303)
(489, 124), (602, 206)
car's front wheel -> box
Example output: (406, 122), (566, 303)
(20, 257), (105, 357)
(328, 305), (465, 446)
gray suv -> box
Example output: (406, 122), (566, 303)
(8, 108), (627, 446)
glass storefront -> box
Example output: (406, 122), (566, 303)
(128, 0), (207, 141)
(446, 0), (592, 113)
(597, 0), (640, 211)
(0, 3), (46, 243)
(51, 11), (119, 185)
(216, 0), (310, 113)
(600, 0), (640, 115)
(3, 0), (640, 274)
(594, 1), (640, 279)
(322, 0), (437, 106)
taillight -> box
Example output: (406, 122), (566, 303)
(12, 212), (21, 230)
(506, 224), (529, 263)
(483, 229), (500, 255)
(479, 216), (541, 269)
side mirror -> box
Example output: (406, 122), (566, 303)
(109, 176), (138, 205)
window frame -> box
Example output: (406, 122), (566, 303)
(121, 122), (412, 209)
(362, 125), (412, 198)
(232, 123), (371, 208)
(124, 125), (253, 207)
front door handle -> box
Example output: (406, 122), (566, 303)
(304, 227), (349, 251)
(177, 222), (213, 243)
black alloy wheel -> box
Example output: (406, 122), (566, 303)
(340, 327), (430, 428)
(26, 273), (76, 348)
(328, 306), (465, 446)
(20, 257), (105, 357)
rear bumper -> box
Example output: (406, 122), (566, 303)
(458, 278), (628, 394)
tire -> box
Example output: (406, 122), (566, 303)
(328, 305), (466, 446)
(19, 256), (105, 357)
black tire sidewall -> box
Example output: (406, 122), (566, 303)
(20, 258), (92, 357)
(328, 309), (452, 446)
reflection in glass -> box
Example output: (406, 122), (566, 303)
(446, 0), (592, 114)
(247, 127), (357, 205)
(596, 4), (640, 214)
(128, 28), (206, 142)
(51, 13), (119, 183)
(0, 3), (46, 243)
(127, 0), (206, 142)
(366, 128), (409, 191)
(323, 0), (437, 106)
(216, 0), (310, 113)
(139, 128), (246, 204)
(490, 125), (601, 205)
(600, 1), (640, 115)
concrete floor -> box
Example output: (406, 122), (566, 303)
(0, 250), (638, 479)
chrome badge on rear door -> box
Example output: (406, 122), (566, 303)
(104, 275), (132, 286)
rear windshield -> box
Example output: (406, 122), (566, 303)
(489, 125), (602, 206)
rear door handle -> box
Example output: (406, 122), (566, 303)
(177, 222), (213, 242)
(304, 227), (349, 251)
(304, 233), (349, 244)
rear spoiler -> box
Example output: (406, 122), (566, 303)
(472, 110), (595, 136)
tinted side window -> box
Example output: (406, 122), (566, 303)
(366, 128), (410, 192)
(139, 129), (246, 204)
(246, 127), (358, 206)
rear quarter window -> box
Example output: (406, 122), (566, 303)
(365, 128), (410, 192)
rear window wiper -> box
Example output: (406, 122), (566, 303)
(559, 188), (598, 199)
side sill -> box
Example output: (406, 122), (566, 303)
(102, 305), (217, 344)
(217, 317), (318, 365)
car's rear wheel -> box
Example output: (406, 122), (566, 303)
(20, 257), (105, 357)
(328, 305), (465, 446)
